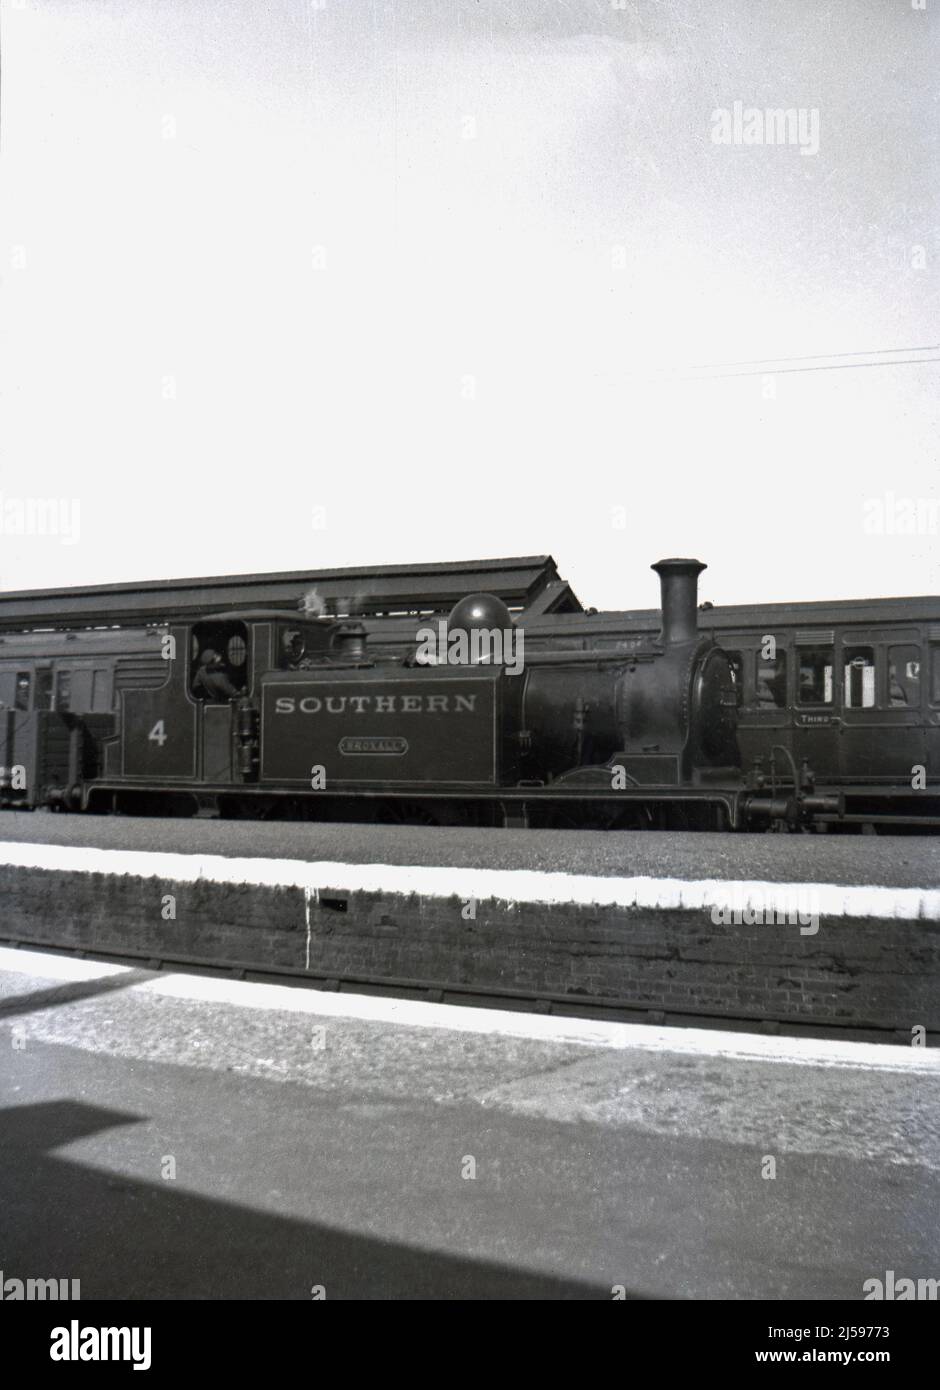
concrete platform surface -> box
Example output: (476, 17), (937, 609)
(1, 947), (937, 1300)
(0, 812), (936, 887)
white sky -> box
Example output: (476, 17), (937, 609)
(0, 0), (937, 610)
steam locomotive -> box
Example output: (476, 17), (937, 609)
(0, 557), (837, 831)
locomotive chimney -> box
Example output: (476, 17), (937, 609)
(651, 558), (706, 645)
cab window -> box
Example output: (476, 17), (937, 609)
(843, 646), (875, 709)
(278, 621), (333, 668)
(190, 621), (249, 702)
(281, 627), (306, 668)
(798, 647), (833, 705)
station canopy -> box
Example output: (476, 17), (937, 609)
(0, 556), (583, 633)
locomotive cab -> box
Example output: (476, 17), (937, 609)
(110, 610), (338, 794)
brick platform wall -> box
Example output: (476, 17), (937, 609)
(1, 865), (937, 1031)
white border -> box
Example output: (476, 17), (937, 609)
(0, 839), (937, 920)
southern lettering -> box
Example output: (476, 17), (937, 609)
(274, 693), (478, 715)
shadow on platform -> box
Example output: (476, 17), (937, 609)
(0, 970), (152, 1021)
(0, 1100), (640, 1300)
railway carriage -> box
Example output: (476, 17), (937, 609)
(0, 626), (165, 808)
(518, 597), (940, 829)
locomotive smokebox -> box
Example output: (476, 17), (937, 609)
(652, 558), (706, 646)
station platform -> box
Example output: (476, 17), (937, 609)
(2, 944), (938, 1299)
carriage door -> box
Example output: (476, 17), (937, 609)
(792, 634), (839, 781)
(731, 634), (791, 772)
(0, 669), (33, 804)
(838, 629), (925, 784)
(8, 667), (53, 805)
(190, 621), (249, 783)
(928, 635), (940, 783)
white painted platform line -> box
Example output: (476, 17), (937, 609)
(0, 945), (937, 1075)
(0, 839), (939, 920)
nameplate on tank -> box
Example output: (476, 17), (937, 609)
(338, 736), (408, 755)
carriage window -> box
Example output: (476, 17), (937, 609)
(15, 671), (31, 710)
(888, 644), (920, 708)
(755, 651), (787, 708)
(36, 670), (54, 710)
(928, 645), (940, 706)
(91, 669), (111, 713)
(55, 670), (72, 712)
(798, 647), (833, 705)
(843, 646), (875, 709)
